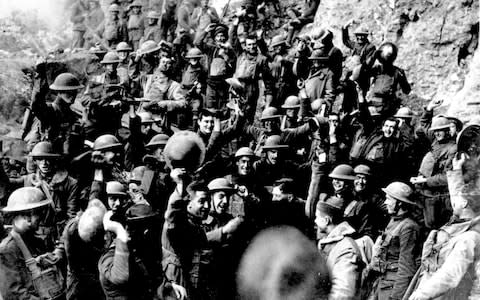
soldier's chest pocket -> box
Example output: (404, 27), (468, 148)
(385, 235), (400, 258)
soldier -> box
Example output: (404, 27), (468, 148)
(140, 11), (162, 44)
(313, 29), (343, 86)
(316, 195), (364, 299)
(367, 42), (411, 117)
(285, 0), (321, 45)
(70, 0), (90, 49)
(268, 35), (298, 108)
(301, 48), (336, 117)
(31, 72), (85, 159)
(99, 204), (164, 299)
(0, 187), (64, 300)
(83, 51), (128, 139)
(62, 199), (106, 300)
(194, 23), (236, 111)
(342, 22), (377, 65)
(411, 116), (457, 229)
(407, 153), (480, 300)
(280, 96), (301, 130)
(97, 4), (128, 48)
(368, 182), (421, 300)
(116, 41), (133, 77)
(181, 47), (207, 126)
(203, 178), (243, 299)
(191, 0), (220, 41)
(142, 55), (188, 129)
(9, 141), (81, 239)
(231, 30), (273, 122)
(126, 0), (144, 50)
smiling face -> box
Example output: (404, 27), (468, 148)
(198, 115), (214, 134)
(236, 156), (252, 176)
(188, 191), (210, 219)
(382, 120), (397, 138)
(354, 174), (368, 192)
(35, 157), (54, 176)
(332, 179), (346, 193)
(245, 38), (257, 55)
(212, 190), (230, 214)
(433, 129), (447, 142)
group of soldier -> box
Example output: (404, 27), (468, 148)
(1, 0), (480, 299)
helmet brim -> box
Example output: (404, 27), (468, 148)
(281, 104), (301, 109)
(94, 143), (123, 152)
(2, 199), (52, 213)
(328, 174), (356, 181)
(382, 188), (417, 206)
(262, 145), (289, 151)
(260, 115), (282, 121)
(49, 83), (84, 91)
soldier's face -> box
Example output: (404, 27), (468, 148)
(198, 115), (214, 134)
(188, 191), (210, 219)
(153, 147), (165, 162)
(141, 124), (152, 136)
(286, 108), (297, 119)
(215, 33), (226, 44)
(188, 58), (200, 66)
(332, 179), (346, 193)
(434, 130), (447, 142)
(14, 211), (42, 233)
(159, 57), (173, 73)
(315, 210), (329, 234)
(449, 123), (457, 137)
(212, 191), (230, 214)
(108, 195), (129, 213)
(236, 156), (252, 176)
(266, 150), (279, 165)
(354, 174), (368, 192)
(118, 51), (129, 60)
(245, 38), (257, 55)
(132, 7), (141, 14)
(58, 91), (78, 105)
(382, 120), (397, 138)
(355, 34), (368, 45)
(384, 194), (398, 215)
(104, 63), (116, 72)
(36, 158), (54, 175)
(263, 120), (279, 133)
(148, 18), (157, 25)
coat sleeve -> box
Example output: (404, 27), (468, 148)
(98, 240), (130, 286)
(412, 232), (480, 299)
(66, 177), (81, 219)
(391, 224), (419, 300)
(160, 82), (187, 111)
(329, 241), (361, 299)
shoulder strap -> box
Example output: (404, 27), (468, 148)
(10, 231), (33, 260)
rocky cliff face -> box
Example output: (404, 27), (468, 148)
(311, 0), (478, 119)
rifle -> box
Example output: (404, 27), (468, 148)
(221, 0), (232, 20)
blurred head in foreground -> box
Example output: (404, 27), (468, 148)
(237, 226), (331, 300)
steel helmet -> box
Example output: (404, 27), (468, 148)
(270, 35), (286, 48)
(394, 106), (414, 119)
(382, 182), (415, 205)
(378, 42), (398, 65)
(354, 25), (369, 36)
(108, 4), (120, 12)
(184, 47), (203, 59)
(262, 135), (289, 151)
(163, 131), (206, 171)
(208, 178), (236, 193)
(146, 134), (170, 148)
(146, 10), (161, 19)
(137, 111), (154, 124)
(353, 164), (371, 176)
(30, 141), (61, 159)
(137, 40), (161, 55)
(260, 107), (282, 121)
(429, 116), (451, 131)
(106, 181), (127, 196)
(116, 42), (132, 52)
(101, 51), (121, 64)
(329, 164), (356, 181)
(235, 147), (255, 159)
(2, 187), (51, 213)
(129, 0), (143, 8)
(368, 106), (381, 117)
(282, 96), (300, 109)
(93, 134), (122, 151)
(49, 73), (84, 91)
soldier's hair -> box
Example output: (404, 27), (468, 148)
(198, 109), (215, 120)
(187, 180), (209, 199)
(245, 34), (258, 42)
